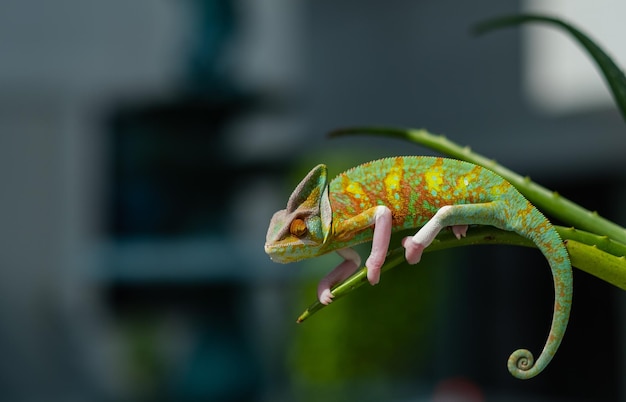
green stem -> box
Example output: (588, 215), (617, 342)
(566, 240), (626, 290)
(297, 226), (626, 323)
(330, 127), (626, 244)
(556, 226), (626, 258)
(296, 248), (405, 323)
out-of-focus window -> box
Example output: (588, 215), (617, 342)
(523, 0), (626, 114)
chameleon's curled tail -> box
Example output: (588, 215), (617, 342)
(508, 207), (573, 380)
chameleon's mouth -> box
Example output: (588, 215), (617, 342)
(264, 245), (294, 263)
(263, 242), (277, 257)
(264, 242), (292, 263)
(264, 239), (320, 263)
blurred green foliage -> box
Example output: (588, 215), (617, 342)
(288, 242), (456, 401)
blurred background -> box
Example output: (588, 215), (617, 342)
(1, 0), (625, 401)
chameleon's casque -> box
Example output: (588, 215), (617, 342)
(265, 156), (572, 380)
(265, 164), (332, 262)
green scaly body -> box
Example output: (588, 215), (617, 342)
(265, 156), (573, 379)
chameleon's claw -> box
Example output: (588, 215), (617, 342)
(364, 206), (392, 285)
(402, 236), (425, 264)
(366, 263), (381, 285)
(402, 225), (467, 264)
(452, 224), (468, 239)
(317, 248), (361, 304)
(318, 289), (334, 305)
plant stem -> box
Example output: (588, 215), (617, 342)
(297, 225), (626, 323)
(330, 127), (626, 244)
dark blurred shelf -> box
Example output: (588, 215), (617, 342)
(93, 236), (291, 283)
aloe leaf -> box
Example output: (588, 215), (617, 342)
(330, 127), (626, 244)
(474, 14), (626, 125)
(566, 240), (626, 290)
(296, 226), (626, 323)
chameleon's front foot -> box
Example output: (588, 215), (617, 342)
(317, 287), (334, 305)
(317, 248), (361, 305)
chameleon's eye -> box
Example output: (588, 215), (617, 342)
(289, 218), (308, 237)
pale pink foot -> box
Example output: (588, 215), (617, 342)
(318, 291), (333, 305)
(402, 236), (426, 264)
(317, 248), (361, 305)
(402, 223), (469, 265)
(451, 224), (468, 239)
(364, 206), (392, 285)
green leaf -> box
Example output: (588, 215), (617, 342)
(566, 240), (626, 290)
(474, 14), (626, 125)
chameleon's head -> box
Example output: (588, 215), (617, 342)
(265, 164), (332, 263)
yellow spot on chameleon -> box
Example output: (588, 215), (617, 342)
(385, 173), (400, 189)
(425, 167), (444, 192)
(346, 181), (366, 197)
(490, 181), (510, 197)
(384, 161), (404, 208)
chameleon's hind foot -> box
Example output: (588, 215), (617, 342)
(451, 224), (468, 239)
(401, 236), (426, 264)
(401, 208), (468, 264)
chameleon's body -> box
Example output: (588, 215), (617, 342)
(265, 156), (572, 379)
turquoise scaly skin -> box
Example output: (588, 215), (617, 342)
(265, 156), (572, 379)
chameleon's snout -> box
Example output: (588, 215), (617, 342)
(264, 241), (287, 263)
(264, 238), (316, 264)
(264, 242), (274, 258)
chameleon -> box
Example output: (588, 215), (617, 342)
(264, 156), (572, 380)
